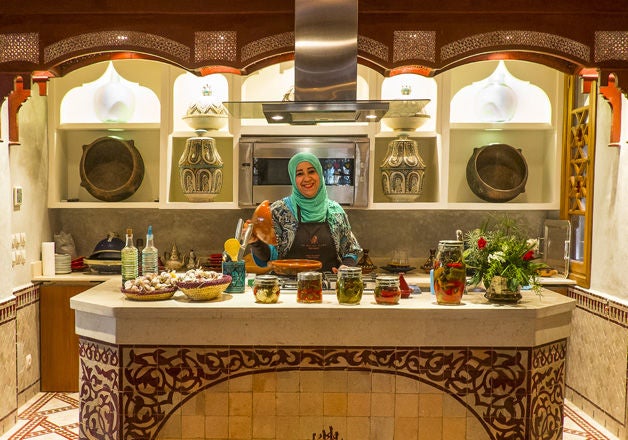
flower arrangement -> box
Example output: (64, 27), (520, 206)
(463, 217), (546, 293)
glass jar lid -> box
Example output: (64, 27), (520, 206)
(338, 266), (362, 277)
(375, 275), (399, 286)
(254, 274), (278, 286)
(297, 271), (322, 281)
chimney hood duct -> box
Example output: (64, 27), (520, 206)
(223, 0), (427, 125)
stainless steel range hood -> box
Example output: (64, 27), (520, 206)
(223, 0), (427, 125)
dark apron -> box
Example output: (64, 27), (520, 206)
(285, 206), (339, 271)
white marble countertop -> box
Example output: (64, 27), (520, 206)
(71, 277), (576, 348)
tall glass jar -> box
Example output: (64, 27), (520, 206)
(253, 275), (280, 304)
(433, 240), (466, 305)
(374, 275), (401, 305)
(336, 267), (363, 305)
(297, 271), (323, 303)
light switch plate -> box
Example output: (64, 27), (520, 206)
(13, 186), (23, 207)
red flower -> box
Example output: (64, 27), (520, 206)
(477, 237), (487, 249)
(522, 250), (535, 261)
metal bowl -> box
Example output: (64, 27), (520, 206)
(466, 143), (528, 202)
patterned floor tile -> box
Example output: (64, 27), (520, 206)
(0, 393), (619, 440)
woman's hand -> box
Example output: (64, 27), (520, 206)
(331, 264), (351, 274)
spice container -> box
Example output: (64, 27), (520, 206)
(336, 266), (363, 305)
(374, 275), (401, 305)
(297, 271), (323, 303)
(433, 240), (465, 305)
(253, 275), (280, 304)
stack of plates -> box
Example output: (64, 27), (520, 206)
(55, 253), (72, 274)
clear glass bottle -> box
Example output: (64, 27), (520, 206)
(141, 225), (159, 275)
(374, 275), (400, 305)
(336, 266), (363, 305)
(253, 275), (280, 304)
(121, 228), (138, 287)
(433, 240), (465, 305)
(297, 271), (323, 303)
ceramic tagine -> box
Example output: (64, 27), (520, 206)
(182, 85), (228, 131)
(381, 84), (431, 131)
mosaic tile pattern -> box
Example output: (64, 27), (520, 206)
(393, 31), (436, 63)
(194, 31), (237, 63)
(0, 298), (17, 432)
(43, 31), (190, 64)
(15, 285), (40, 396)
(0, 33), (39, 64)
(77, 340), (567, 439)
(595, 31), (628, 62)
(441, 30), (590, 63)
(566, 286), (628, 439)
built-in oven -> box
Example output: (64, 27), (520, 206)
(238, 136), (369, 207)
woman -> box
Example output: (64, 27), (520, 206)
(249, 152), (362, 272)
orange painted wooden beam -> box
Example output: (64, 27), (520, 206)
(8, 76), (31, 145)
(580, 68), (623, 148)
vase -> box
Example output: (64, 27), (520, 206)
(484, 276), (522, 303)
(380, 134), (426, 202)
(433, 240), (465, 305)
(178, 133), (223, 202)
(93, 62), (136, 123)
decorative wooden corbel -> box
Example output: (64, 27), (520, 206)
(581, 68), (623, 148)
(7, 75), (32, 145)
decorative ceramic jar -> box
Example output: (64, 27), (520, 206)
(433, 240), (465, 305)
(380, 134), (426, 202)
(484, 275), (523, 303)
(178, 132), (224, 202)
(374, 275), (401, 305)
(336, 266), (363, 305)
(182, 85), (228, 130)
(93, 63), (136, 123)
(297, 271), (323, 303)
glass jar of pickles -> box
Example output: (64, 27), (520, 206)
(253, 275), (280, 304)
(433, 240), (465, 305)
(336, 266), (363, 305)
(297, 271), (323, 303)
(374, 275), (401, 305)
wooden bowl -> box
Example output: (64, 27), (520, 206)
(251, 200), (278, 245)
(271, 259), (322, 275)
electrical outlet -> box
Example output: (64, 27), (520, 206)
(19, 232), (26, 248)
(25, 354), (32, 369)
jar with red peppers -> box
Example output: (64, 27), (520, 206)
(374, 275), (401, 305)
(433, 240), (465, 305)
(297, 271), (323, 303)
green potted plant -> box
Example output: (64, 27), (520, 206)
(463, 216), (546, 303)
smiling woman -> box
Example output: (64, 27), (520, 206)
(248, 152), (362, 272)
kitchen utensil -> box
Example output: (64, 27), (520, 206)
(224, 238), (241, 262)
(235, 218), (244, 240)
(251, 200), (277, 245)
(237, 223), (254, 261)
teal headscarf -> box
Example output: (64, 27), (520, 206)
(288, 152), (328, 222)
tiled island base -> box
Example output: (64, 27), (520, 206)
(79, 339), (567, 440)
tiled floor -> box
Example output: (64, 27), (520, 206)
(0, 393), (619, 440)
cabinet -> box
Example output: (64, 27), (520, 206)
(47, 59), (564, 211)
(40, 282), (98, 392)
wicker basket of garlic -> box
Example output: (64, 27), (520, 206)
(121, 271), (179, 301)
(176, 268), (232, 301)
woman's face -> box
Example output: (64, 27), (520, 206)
(294, 161), (320, 198)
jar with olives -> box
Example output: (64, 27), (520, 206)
(253, 275), (280, 304)
(433, 240), (465, 305)
(374, 275), (401, 305)
(336, 266), (363, 305)
(297, 271), (323, 303)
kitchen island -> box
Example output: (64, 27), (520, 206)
(71, 277), (575, 440)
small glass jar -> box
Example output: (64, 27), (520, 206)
(253, 275), (280, 304)
(297, 271), (323, 303)
(336, 266), (363, 305)
(374, 275), (400, 305)
(433, 240), (465, 305)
